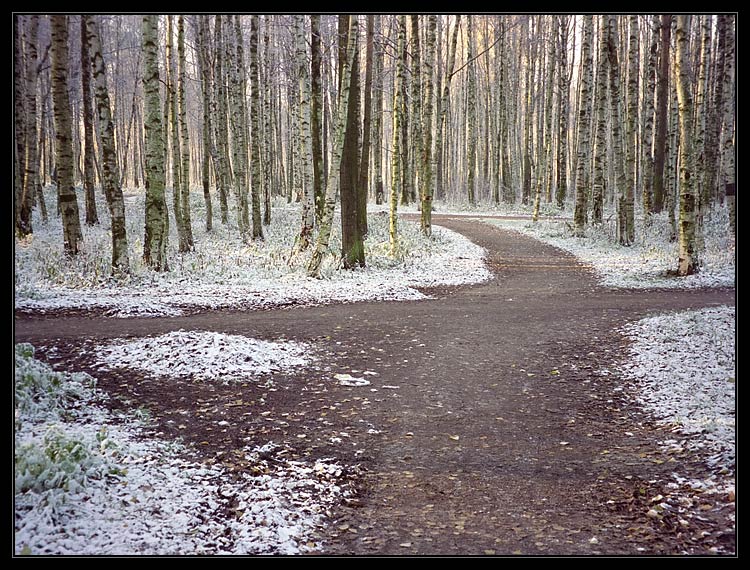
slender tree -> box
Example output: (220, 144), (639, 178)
(85, 15), (130, 274)
(420, 15), (437, 236)
(196, 16), (213, 232)
(466, 16), (477, 205)
(390, 15), (407, 256)
(674, 15), (698, 275)
(213, 16), (230, 225)
(80, 16), (99, 226)
(591, 16), (609, 225)
(372, 15), (385, 206)
(249, 15), (264, 240)
(50, 15), (83, 256)
(295, 15), (315, 251)
(310, 15), (325, 222)
(358, 14), (374, 238)
(555, 16), (570, 209)
(622, 15), (638, 245)
(641, 15), (659, 220)
(652, 15), (671, 213)
(178, 15), (194, 250)
(718, 15), (735, 234)
(572, 16), (594, 235)
(14, 16), (26, 235)
(142, 15), (169, 270)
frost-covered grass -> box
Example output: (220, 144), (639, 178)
(480, 207), (735, 289)
(15, 187), (490, 317)
(94, 330), (313, 383)
(617, 305), (736, 471)
(14, 344), (353, 555)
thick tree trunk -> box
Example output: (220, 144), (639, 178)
(718, 16), (735, 234)
(142, 15), (169, 271)
(51, 15), (83, 256)
(308, 15), (358, 278)
(85, 16), (130, 274)
(340, 16), (364, 269)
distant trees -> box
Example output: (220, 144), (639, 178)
(14, 14), (735, 277)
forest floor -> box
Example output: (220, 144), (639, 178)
(14, 216), (735, 556)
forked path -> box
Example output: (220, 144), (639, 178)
(15, 216), (735, 555)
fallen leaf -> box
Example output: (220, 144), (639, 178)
(449, 435), (460, 441)
(399, 542), (412, 548)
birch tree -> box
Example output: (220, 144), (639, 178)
(249, 15), (264, 240)
(555, 16), (570, 209)
(196, 16), (214, 232)
(80, 16), (99, 226)
(295, 15), (315, 251)
(719, 16), (735, 234)
(622, 15), (638, 245)
(591, 16), (609, 225)
(85, 15), (130, 274)
(652, 15), (671, 213)
(308, 15), (358, 277)
(572, 16), (593, 235)
(641, 15), (659, 219)
(51, 15), (83, 256)
(674, 15), (698, 275)
(420, 15), (437, 236)
(372, 15), (385, 206)
(466, 16), (477, 205)
(177, 15), (194, 250)
(142, 15), (169, 270)
(390, 16), (407, 256)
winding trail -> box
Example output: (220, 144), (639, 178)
(14, 216), (735, 555)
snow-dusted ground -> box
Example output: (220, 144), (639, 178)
(479, 208), (735, 289)
(94, 330), (313, 383)
(616, 305), (736, 471)
(14, 343), (353, 555)
(15, 188), (490, 318)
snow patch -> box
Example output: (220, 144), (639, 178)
(618, 305), (735, 470)
(94, 330), (313, 382)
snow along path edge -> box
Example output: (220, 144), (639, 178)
(15, 224), (491, 318)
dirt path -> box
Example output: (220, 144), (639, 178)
(14, 216), (735, 555)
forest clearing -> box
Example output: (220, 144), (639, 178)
(14, 14), (734, 556)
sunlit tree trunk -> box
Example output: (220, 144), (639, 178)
(86, 15), (130, 274)
(295, 15), (314, 251)
(420, 15), (437, 236)
(51, 15), (83, 256)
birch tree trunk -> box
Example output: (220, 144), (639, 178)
(51, 15), (83, 256)
(196, 16), (213, 232)
(572, 16), (594, 235)
(675, 15), (698, 275)
(409, 15), (423, 208)
(641, 15), (659, 220)
(719, 16), (735, 234)
(623, 15), (638, 245)
(420, 15), (437, 236)
(652, 15), (671, 214)
(358, 14), (374, 238)
(434, 15), (460, 204)
(308, 15), (358, 278)
(295, 15), (315, 251)
(390, 16), (407, 257)
(310, 15), (325, 222)
(249, 15), (264, 240)
(178, 15), (194, 250)
(555, 16), (570, 209)
(142, 15), (169, 271)
(22, 15), (44, 231)
(606, 16), (631, 246)
(591, 17), (608, 225)
(14, 16), (26, 235)
(466, 16), (477, 206)
(372, 15), (385, 206)
(213, 16), (230, 225)
(80, 16), (99, 226)
(167, 17), (187, 251)
(85, 15), (130, 274)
